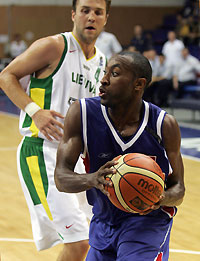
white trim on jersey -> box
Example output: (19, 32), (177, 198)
(156, 110), (165, 140)
(101, 101), (150, 152)
(156, 110), (173, 175)
(80, 99), (88, 159)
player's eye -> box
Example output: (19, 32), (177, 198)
(82, 8), (89, 14)
(112, 71), (119, 77)
(95, 10), (103, 16)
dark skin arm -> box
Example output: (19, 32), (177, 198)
(161, 114), (185, 205)
(54, 100), (116, 196)
(141, 114), (185, 215)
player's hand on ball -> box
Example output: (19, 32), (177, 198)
(93, 160), (118, 197)
(139, 193), (165, 215)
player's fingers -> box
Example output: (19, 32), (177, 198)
(41, 125), (62, 141)
(51, 110), (65, 119)
(102, 160), (118, 170)
(98, 184), (110, 197)
(49, 124), (63, 138)
(41, 129), (53, 141)
(100, 176), (112, 187)
(99, 168), (116, 179)
(51, 119), (64, 130)
(47, 126), (63, 141)
(139, 209), (152, 215)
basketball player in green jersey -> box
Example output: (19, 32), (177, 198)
(0, 0), (111, 260)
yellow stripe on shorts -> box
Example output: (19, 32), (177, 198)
(29, 88), (45, 137)
(26, 155), (53, 221)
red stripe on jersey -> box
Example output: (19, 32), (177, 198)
(161, 206), (176, 218)
(156, 252), (163, 261)
(83, 153), (90, 173)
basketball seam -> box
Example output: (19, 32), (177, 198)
(111, 169), (138, 213)
(126, 162), (162, 177)
(116, 163), (164, 187)
(116, 168), (155, 205)
(115, 166), (164, 189)
(112, 180), (128, 212)
(124, 155), (163, 179)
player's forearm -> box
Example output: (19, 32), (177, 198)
(54, 167), (93, 193)
(161, 182), (185, 207)
(0, 71), (32, 110)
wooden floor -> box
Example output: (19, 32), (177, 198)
(0, 113), (200, 260)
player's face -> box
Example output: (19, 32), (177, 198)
(99, 56), (136, 108)
(72, 0), (108, 44)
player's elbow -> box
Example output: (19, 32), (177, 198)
(54, 168), (65, 192)
(0, 70), (7, 90)
(175, 197), (184, 206)
(54, 166), (74, 193)
(174, 183), (185, 206)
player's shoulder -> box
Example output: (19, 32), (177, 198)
(32, 33), (65, 56)
(81, 96), (101, 110)
(70, 97), (101, 113)
(85, 96), (101, 103)
(67, 99), (81, 119)
(163, 113), (179, 129)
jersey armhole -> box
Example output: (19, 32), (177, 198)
(51, 33), (68, 77)
(80, 99), (88, 159)
(156, 110), (166, 141)
(30, 34), (68, 81)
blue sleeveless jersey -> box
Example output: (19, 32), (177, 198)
(80, 97), (176, 226)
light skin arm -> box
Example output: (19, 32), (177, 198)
(54, 100), (116, 195)
(0, 35), (65, 141)
(141, 114), (185, 215)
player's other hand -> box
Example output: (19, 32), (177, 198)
(32, 109), (64, 141)
(139, 193), (165, 215)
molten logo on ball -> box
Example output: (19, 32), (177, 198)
(129, 196), (149, 211)
(138, 179), (162, 198)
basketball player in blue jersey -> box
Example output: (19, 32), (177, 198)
(55, 51), (185, 261)
(0, 0), (111, 260)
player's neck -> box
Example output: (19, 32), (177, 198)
(72, 31), (96, 59)
(108, 100), (143, 133)
(80, 42), (96, 59)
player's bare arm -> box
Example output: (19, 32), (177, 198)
(141, 114), (185, 215)
(159, 114), (185, 207)
(54, 100), (115, 196)
(0, 34), (65, 141)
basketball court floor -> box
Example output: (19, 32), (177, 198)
(0, 97), (200, 260)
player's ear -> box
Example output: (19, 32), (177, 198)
(135, 78), (146, 91)
(71, 10), (75, 22)
(104, 14), (109, 26)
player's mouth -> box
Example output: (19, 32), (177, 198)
(99, 87), (106, 97)
(85, 26), (96, 31)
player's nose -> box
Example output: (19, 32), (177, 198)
(101, 74), (110, 86)
(88, 11), (95, 22)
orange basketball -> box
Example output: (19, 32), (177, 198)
(105, 153), (165, 213)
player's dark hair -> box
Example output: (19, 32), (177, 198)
(72, 0), (111, 14)
(119, 51), (152, 89)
